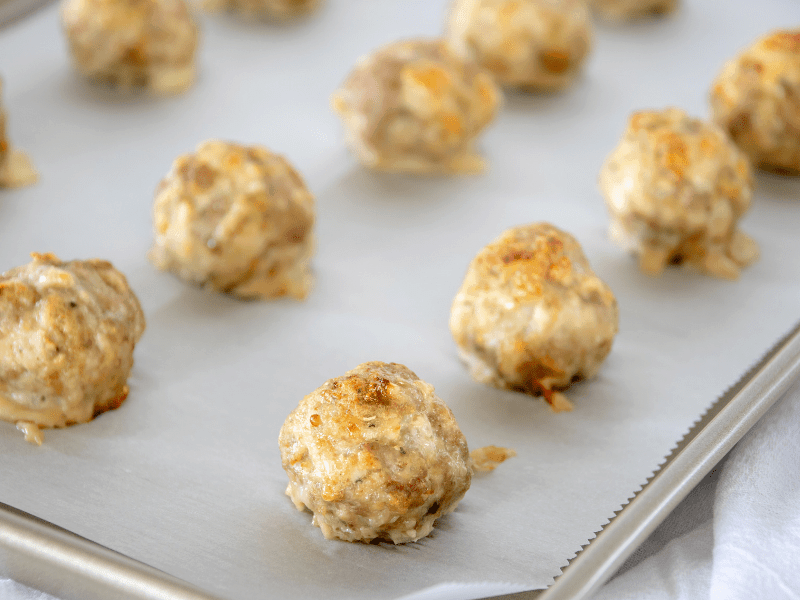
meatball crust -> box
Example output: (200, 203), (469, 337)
(204, 0), (320, 18)
(279, 362), (472, 544)
(587, 0), (677, 21)
(0, 253), (145, 444)
(332, 39), (501, 174)
(447, 0), (593, 91)
(599, 108), (759, 279)
(149, 140), (315, 300)
(450, 223), (618, 411)
(61, 0), (199, 94)
(0, 78), (37, 188)
(710, 29), (800, 174)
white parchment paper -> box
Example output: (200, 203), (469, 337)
(0, 1), (799, 599)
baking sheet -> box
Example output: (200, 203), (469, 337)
(0, 1), (799, 599)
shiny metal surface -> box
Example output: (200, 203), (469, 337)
(535, 323), (800, 600)
(0, 503), (224, 600)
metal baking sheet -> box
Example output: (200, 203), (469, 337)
(1, 1), (799, 599)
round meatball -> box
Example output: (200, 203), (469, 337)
(599, 108), (759, 279)
(450, 223), (618, 412)
(710, 29), (800, 174)
(149, 140), (315, 300)
(331, 39), (501, 174)
(0, 253), (145, 445)
(447, 0), (592, 91)
(279, 361), (472, 544)
(204, 0), (320, 18)
(587, 0), (677, 21)
(61, 0), (199, 95)
(0, 78), (37, 188)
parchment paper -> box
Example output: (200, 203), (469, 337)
(0, 1), (799, 599)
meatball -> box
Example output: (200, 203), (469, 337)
(710, 29), (800, 174)
(587, 0), (677, 21)
(447, 0), (592, 91)
(0, 253), (145, 445)
(204, 0), (320, 18)
(61, 0), (199, 94)
(450, 223), (618, 411)
(0, 78), (37, 188)
(599, 108), (759, 279)
(279, 361), (472, 544)
(331, 39), (501, 174)
(149, 140), (315, 300)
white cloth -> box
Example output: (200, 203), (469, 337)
(4, 379), (800, 600)
(594, 376), (800, 600)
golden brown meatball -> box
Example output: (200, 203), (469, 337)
(710, 29), (800, 174)
(204, 0), (320, 18)
(61, 0), (199, 94)
(279, 362), (472, 544)
(599, 108), (759, 279)
(450, 223), (618, 412)
(149, 140), (315, 300)
(0, 78), (36, 188)
(587, 0), (677, 21)
(0, 253), (145, 445)
(332, 39), (501, 174)
(447, 0), (592, 91)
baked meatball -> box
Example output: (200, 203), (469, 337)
(0, 79), (37, 188)
(447, 0), (592, 91)
(710, 29), (800, 174)
(61, 0), (199, 94)
(599, 108), (759, 279)
(204, 0), (320, 18)
(0, 253), (145, 445)
(587, 0), (677, 21)
(279, 361), (472, 544)
(331, 39), (501, 174)
(149, 140), (315, 300)
(450, 223), (618, 412)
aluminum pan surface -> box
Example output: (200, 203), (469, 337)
(1, 1), (799, 599)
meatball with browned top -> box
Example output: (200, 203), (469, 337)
(279, 362), (472, 544)
(599, 108), (759, 279)
(450, 223), (618, 411)
(710, 29), (800, 174)
(0, 253), (145, 445)
(149, 140), (315, 300)
(332, 39), (501, 174)
(61, 0), (199, 94)
(447, 0), (593, 91)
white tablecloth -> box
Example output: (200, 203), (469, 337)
(5, 375), (799, 600)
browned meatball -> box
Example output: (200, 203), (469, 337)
(448, 0), (593, 91)
(450, 223), (618, 411)
(332, 39), (501, 174)
(0, 253), (145, 445)
(279, 362), (472, 543)
(599, 108), (759, 279)
(61, 0), (199, 94)
(149, 140), (315, 300)
(710, 29), (800, 174)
